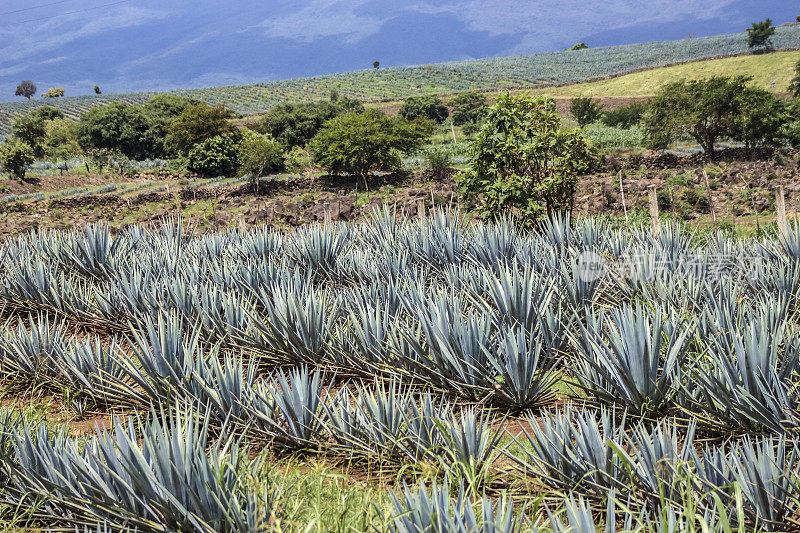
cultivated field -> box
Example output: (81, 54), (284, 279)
(0, 210), (800, 530)
(1, 24), (797, 137)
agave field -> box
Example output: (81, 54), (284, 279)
(2, 206), (800, 530)
(2, 24), (798, 137)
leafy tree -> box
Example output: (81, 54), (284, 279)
(734, 86), (785, 148)
(15, 81), (36, 99)
(11, 106), (65, 158)
(309, 110), (430, 185)
(43, 87), (64, 98)
(450, 91), (488, 126)
(166, 103), (236, 155)
(238, 130), (285, 191)
(77, 102), (160, 160)
(570, 97), (604, 127)
(783, 98), (800, 148)
(790, 60), (800, 98)
(0, 140), (35, 180)
(746, 19), (775, 51)
(565, 43), (589, 51)
(643, 76), (751, 155)
(43, 118), (81, 162)
(456, 93), (596, 226)
(399, 95), (449, 124)
(187, 135), (241, 177)
(93, 85), (102, 94)
(373, 61), (380, 69)
(258, 100), (363, 149)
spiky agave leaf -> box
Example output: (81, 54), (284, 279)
(59, 336), (143, 405)
(386, 480), (523, 533)
(0, 314), (69, 384)
(257, 366), (328, 449)
(508, 406), (628, 497)
(569, 304), (692, 416)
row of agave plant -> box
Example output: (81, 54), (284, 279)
(2, 208), (800, 530)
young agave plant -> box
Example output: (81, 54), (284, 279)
(59, 337), (142, 405)
(386, 480), (524, 533)
(693, 436), (800, 530)
(399, 392), (453, 463)
(440, 408), (505, 487)
(11, 405), (277, 532)
(508, 406), (628, 497)
(257, 366), (328, 449)
(476, 264), (552, 333)
(570, 304), (692, 416)
(487, 324), (560, 409)
(537, 493), (635, 533)
(62, 222), (130, 281)
(322, 380), (413, 458)
(0, 314), (69, 385)
(287, 223), (351, 280)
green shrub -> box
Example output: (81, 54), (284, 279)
(399, 96), (449, 124)
(0, 140), (35, 180)
(167, 103), (237, 155)
(285, 146), (315, 173)
(258, 99), (363, 149)
(425, 148), (452, 176)
(187, 135), (241, 177)
(238, 130), (284, 188)
(570, 97), (604, 127)
(449, 92), (487, 126)
(601, 102), (647, 129)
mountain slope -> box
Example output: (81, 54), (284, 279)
(0, 24), (797, 137)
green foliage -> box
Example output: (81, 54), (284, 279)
(373, 60), (380, 69)
(43, 88), (64, 98)
(584, 124), (644, 149)
(285, 146), (315, 173)
(457, 93), (596, 226)
(166, 103), (236, 155)
(11, 106), (66, 158)
(43, 118), (81, 161)
(643, 75), (783, 154)
(258, 100), (363, 149)
(746, 19), (775, 50)
(570, 97), (604, 127)
(565, 43), (589, 51)
(790, 60), (800, 98)
(310, 110), (431, 178)
(399, 95), (449, 124)
(449, 91), (488, 126)
(77, 102), (163, 160)
(187, 135), (241, 177)
(425, 147), (452, 176)
(601, 101), (647, 129)
(93, 85), (102, 95)
(14, 81), (36, 99)
(783, 98), (800, 148)
(238, 130), (285, 186)
(0, 140), (35, 179)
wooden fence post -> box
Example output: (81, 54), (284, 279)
(618, 170), (629, 224)
(649, 185), (660, 237)
(417, 198), (426, 220)
(777, 185), (788, 237)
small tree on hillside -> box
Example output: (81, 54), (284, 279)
(44, 87), (64, 98)
(0, 141), (35, 180)
(747, 19), (775, 51)
(457, 93), (596, 226)
(309, 110), (430, 189)
(94, 85), (102, 94)
(570, 97), (604, 127)
(373, 61), (380, 69)
(15, 81), (36, 99)
(450, 91), (488, 126)
(565, 43), (589, 51)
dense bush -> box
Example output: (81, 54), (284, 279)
(310, 110), (431, 182)
(167, 103), (237, 155)
(43, 88), (65, 98)
(258, 99), (363, 149)
(570, 97), (604, 127)
(187, 135), (241, 177)
(449, 92), (487, 126)
(238, 130), (285, 188)
(457, 93), (596, 226)
(0, 140), (35, 179)
(77, 102), (162, 161)
(601, 102), (647, 129)
(10, 106), (65, 158)
(399, 96), (449, 124)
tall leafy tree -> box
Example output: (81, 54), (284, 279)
(449, 91), (488, 126)
(258, 99), (363, 149)
(77, 102), (160, 160)
(790, 60), (800, 98)
(570, 97), (604, 127)
(11, 106), (65, 158)
(644, 76), (750, 155)
(399, 96), (449, 124)
(166, 103), (236, 155)
(14, 81), (36, 99)
(457, 93), (596, 226)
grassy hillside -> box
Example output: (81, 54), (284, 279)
(533, 50), (800, 97)
(0, 24), (797, 137)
